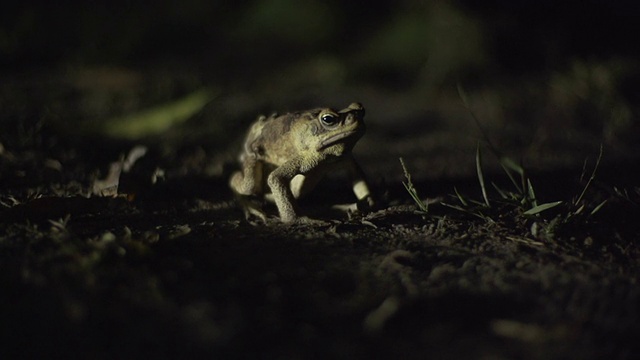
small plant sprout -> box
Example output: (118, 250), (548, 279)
(399, 158), (429, 213)
(495, 154), (563, 217)
(450, 143), (562, 218)
(458, 84), (563, 217)
(573, 144), (606, 216)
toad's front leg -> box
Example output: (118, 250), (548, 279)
(347, 155), (375, 211)
(267, 160), (302, 223)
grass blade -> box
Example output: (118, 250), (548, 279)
(590, 199), (607, 216)
(457, 82), (471, 108)
(575, 144), (604, 205)
(500, 157), (525, 176)
(491, 182), (508, 199)
(498, 157), (524, 193)
(523, 201), (563, 216)
(440, 202), (493, 222)
(400, 158), (429, 213)
(527, 179), (538, 207)
(476, 144), (490, 207)
(454, 187), (469, 206)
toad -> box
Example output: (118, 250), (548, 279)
(229, 102), (374, 223)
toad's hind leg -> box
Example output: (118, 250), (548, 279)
(230, 156), (263, 195)
(230, 157), (269, 221)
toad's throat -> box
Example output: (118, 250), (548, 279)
(317, 130), (359, 151)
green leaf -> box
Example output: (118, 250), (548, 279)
(103, 88), (217, 139)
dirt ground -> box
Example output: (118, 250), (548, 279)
(1, 65), (640, 360)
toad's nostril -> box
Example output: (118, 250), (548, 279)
(345, 115), (354, 125)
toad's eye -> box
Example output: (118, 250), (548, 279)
(320, 114), (338, 126)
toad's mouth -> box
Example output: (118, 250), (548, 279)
(317, 130), (360, 151)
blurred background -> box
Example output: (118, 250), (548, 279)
(1, 0), (640, 181)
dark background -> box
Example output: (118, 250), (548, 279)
(3, 0), (640, 82)
(3, 0), (640, 176)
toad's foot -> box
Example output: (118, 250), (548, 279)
(332, 202), (358, 213)
(235, 195), (268, 222)
(332, 195), (376, 213)
(289, 216), (332, 226)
